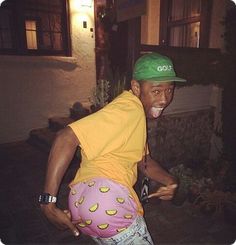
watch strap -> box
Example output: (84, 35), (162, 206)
(47, 195), (57, 203)
(38, 193), (57, 204)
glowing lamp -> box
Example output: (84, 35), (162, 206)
(81, 0), (92, 7)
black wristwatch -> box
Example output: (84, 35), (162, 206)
(38, 193), (57, 204)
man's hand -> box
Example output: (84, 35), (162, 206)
(148, 183), (178, 200)
(138, 155), (178, 200)
(41, 204), (81, 237)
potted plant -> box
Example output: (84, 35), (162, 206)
(90, 79), (110, 112)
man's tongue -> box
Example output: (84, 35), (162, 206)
(150, 107), (163, 118)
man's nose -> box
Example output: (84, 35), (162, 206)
(158, 92), (167, 106)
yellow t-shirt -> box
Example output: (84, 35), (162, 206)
(68, 90), (147, 215)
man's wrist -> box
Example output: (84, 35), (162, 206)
(165, 176), (178, 186)
(38, 193), (57, 205)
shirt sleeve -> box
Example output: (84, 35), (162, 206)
(69, 101), (143, 160)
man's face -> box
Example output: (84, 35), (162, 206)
(131, 80), (175, 119)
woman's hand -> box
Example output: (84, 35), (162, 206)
(41, 204), (81, 237)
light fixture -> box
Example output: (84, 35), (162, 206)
(81, 0), (92, 7)
(231, 0), (236, 4)
(0, 0), (5, 6)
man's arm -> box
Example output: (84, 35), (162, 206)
(40, 126), (81, 236)
(138, 154), (177, 200)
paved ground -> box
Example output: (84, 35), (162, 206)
(0, 141), (235, 244)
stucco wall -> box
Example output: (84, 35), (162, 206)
(0, 0), (96, 144)
(164, 85), (214, 114)
(141, 0), (160, 45)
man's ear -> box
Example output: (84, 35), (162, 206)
(131, 80), (140, 97)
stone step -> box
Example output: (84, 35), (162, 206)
(28, 127), (56, 153)
(48, 116), (75, 132)
(27, 126), (81, 164)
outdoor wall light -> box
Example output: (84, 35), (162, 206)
(81, 0), (92, 7)
(70, 0), (93, 12)
(0, 0), (5, 6)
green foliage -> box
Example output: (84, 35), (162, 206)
(194, 190), (236, 215)
(184, 156), (236, 216)
(190, 176), (214, 195)
(169, 164), (194, 192)
(90, 79), (110, 109)
(90, 72), (127, 111)
(110, 72), (127, 100)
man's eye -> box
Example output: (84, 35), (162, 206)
(167, 88), (173, 93)
(153, 90), (160, 94)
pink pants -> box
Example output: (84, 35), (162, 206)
(68, 178), (138, 238)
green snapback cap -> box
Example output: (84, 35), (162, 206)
(133, 52), (186, 82)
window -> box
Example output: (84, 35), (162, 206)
(25, 20), (38, 49)
(0, 0), (71, 56)
(159, 0), (212, 48)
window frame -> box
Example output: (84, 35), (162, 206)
(159, 0), (213, 48)
(25, 18), (40, 50)
(0, 0), (71, 56)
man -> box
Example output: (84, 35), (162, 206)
(39, 52), (186, 244)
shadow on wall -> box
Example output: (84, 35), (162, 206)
(0, 57), (79, 71)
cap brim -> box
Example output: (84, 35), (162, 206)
(145, 76), (186, 82)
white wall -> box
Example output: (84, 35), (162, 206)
(164, 85), (214, 115)
(0, 0), (96, 143)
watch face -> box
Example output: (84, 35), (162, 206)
(39, 193), (50, 204)
(39, 193), (56, 204)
